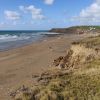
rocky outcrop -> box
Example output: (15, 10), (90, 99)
(49, 28), (78, 34)
(53, 45), (98, 69)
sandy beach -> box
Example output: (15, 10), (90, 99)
(1, 0), (100, 99)
(0, 34), (90, 100)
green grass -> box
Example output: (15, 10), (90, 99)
(70, 26), (100, 30)
(33, 67), (100, 100)
(72, 35), (100, 48)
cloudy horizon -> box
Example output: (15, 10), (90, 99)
(0, 0), (100, 30)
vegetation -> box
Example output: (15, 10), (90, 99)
(70, 26), (100, 30)
(50, 25), (100, 34)
(12, 35), (100, 100)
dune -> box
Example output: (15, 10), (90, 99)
(10, 34), (100, 100)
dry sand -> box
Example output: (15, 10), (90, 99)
(0, 34), (89, 100)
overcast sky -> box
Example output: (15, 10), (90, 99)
(0, 0), (100, 30)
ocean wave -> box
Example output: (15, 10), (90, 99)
(0, 34), (30, 42)
(0, 31), (45, 51)
(41, 32), (60, 35)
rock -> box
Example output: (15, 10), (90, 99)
(32, 74), (40, 78)
(53, 50), (73, 69)
(53, 56), (63, 66)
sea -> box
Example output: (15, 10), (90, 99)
(0, 30), (59, 51)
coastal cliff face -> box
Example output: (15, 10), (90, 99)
(49, 28), (77, 34)
(49, 26), (100, 34)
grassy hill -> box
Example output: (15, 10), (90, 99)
(50, 26), (100, 34)
(70, 26), (100, 29)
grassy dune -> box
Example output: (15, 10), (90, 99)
(12, 35), (100, 100)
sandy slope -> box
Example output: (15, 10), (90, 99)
(0, 34), (87, 100)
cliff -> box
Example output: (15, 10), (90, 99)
(49, 26), (100, 34)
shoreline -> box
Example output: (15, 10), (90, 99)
(0, 33), (62, 52)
